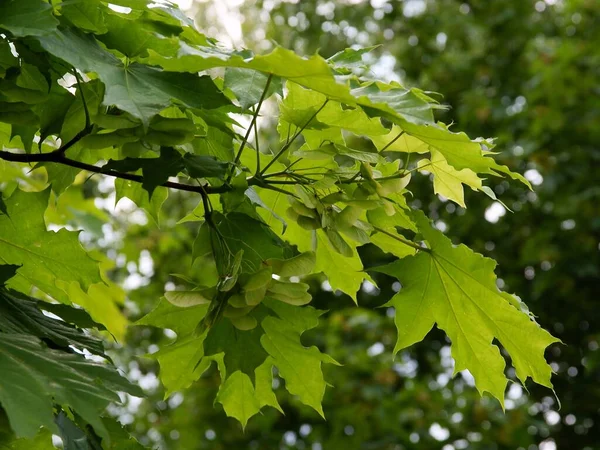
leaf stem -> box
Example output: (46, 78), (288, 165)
(51, 71), (93, 156)
(228, 74), (273, 181)
(378, 131), (405, 153)
(73, 69), (90, 131)
(373, 226), (430, 253)
(260, 99), (329, 175)
(253, 107), (261, 175)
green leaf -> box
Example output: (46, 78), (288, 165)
(55, 411), (92, 450)
(314, 230), (366, 301)
(0, 189), (102, 298)
(306, 143), (383, 164)
(137, 297), (208, 337)
(400, 121), (531, 187)
(282, 82), (388, 138)
(148, 45), (436, 126)
(244, 187), (287, 234)
(16, 64), (48, 92)
(115, 179), (168, 223)
(223, 68), (281, 110)
(350, 82), (436, 125)
(327, 45), (380, 72)
(59, 0), (108, 34)
(366, 204), (416, 232)
(0, 333), (142, 440)
(104, 147), (184, 196)
(418, 149), (483, 207)
(372, 211), (558, 404)
(209, 212), (294, 274)
(97, 10), (177, 58)
(145, 300), (264, 401)
(36, 28), (230, 127)
(182, 154), (229, 179)
(39, 301), (107, 331)
(33, 86), (76, 145)
(52, 281), (128, 341)
(260, 299), (338, 416)
(0, 41), (18, 75)
(204, 317), (269, 383)
(0, 0), (58, 37)
(280, 103), (329, 130)
(0, 288), (104, 356)
(370, 125), (430, 153)
(3, 427), (54, 450)
(151, 331), (209, 394)
(215, 371), (261, 428)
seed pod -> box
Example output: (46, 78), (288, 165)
(228, 293), (247, 308)
(267, 252), (316, 277)
(325, 229), (354, 257)
(267, 280), (312, 305)
(164, 289), (213, 307)
(230, 315), (258, 331)
(223, 304), (254, 319)
(289, 197), (318, 218)
(297, 215), (321, 230)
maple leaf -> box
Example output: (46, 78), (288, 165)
(0, 189), (102, 299)
(373, 211), (559, 404)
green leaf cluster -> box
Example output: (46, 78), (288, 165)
(0, 0), (558, 443)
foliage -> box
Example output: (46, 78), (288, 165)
(208, 0), (599, 448)
(0, 0), (561, 448)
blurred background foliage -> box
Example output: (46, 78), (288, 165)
(10, 0), (595, 449)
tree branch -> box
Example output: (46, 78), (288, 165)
(0, 147), (419, 197)
(0, 150), (231, 194)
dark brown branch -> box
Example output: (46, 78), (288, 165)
(0, 147), (414, 197)
(0, 150), (231, 194)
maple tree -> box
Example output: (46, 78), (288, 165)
(0, 0), (559, 448)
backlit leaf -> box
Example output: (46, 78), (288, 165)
(373, 212), (558, 404)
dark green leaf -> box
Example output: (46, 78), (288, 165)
(0, 333), (142, 440)
(104, 147), (184, 196)
(0, 265), (19, 285)
(182, 153), (229, 179)
(39, 302), (107, 331)
(0, 0), (58, 37)
(0, 189), (103, 298)
(36, 29), (230, 126)
(0, 288), (104, 355)
(224, 68), (282, 110)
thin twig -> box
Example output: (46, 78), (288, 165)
(402, 152), (412, 174)
(73, 70), (90, 131)
(378, 131), (405, 153)
(228, 74), (273, 182)
(260, 100), (329, 175)
(52, 71), (93, 156)
(252, 107), (261, 175)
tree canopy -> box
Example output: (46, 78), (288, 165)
(0, 1), (567, 448)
